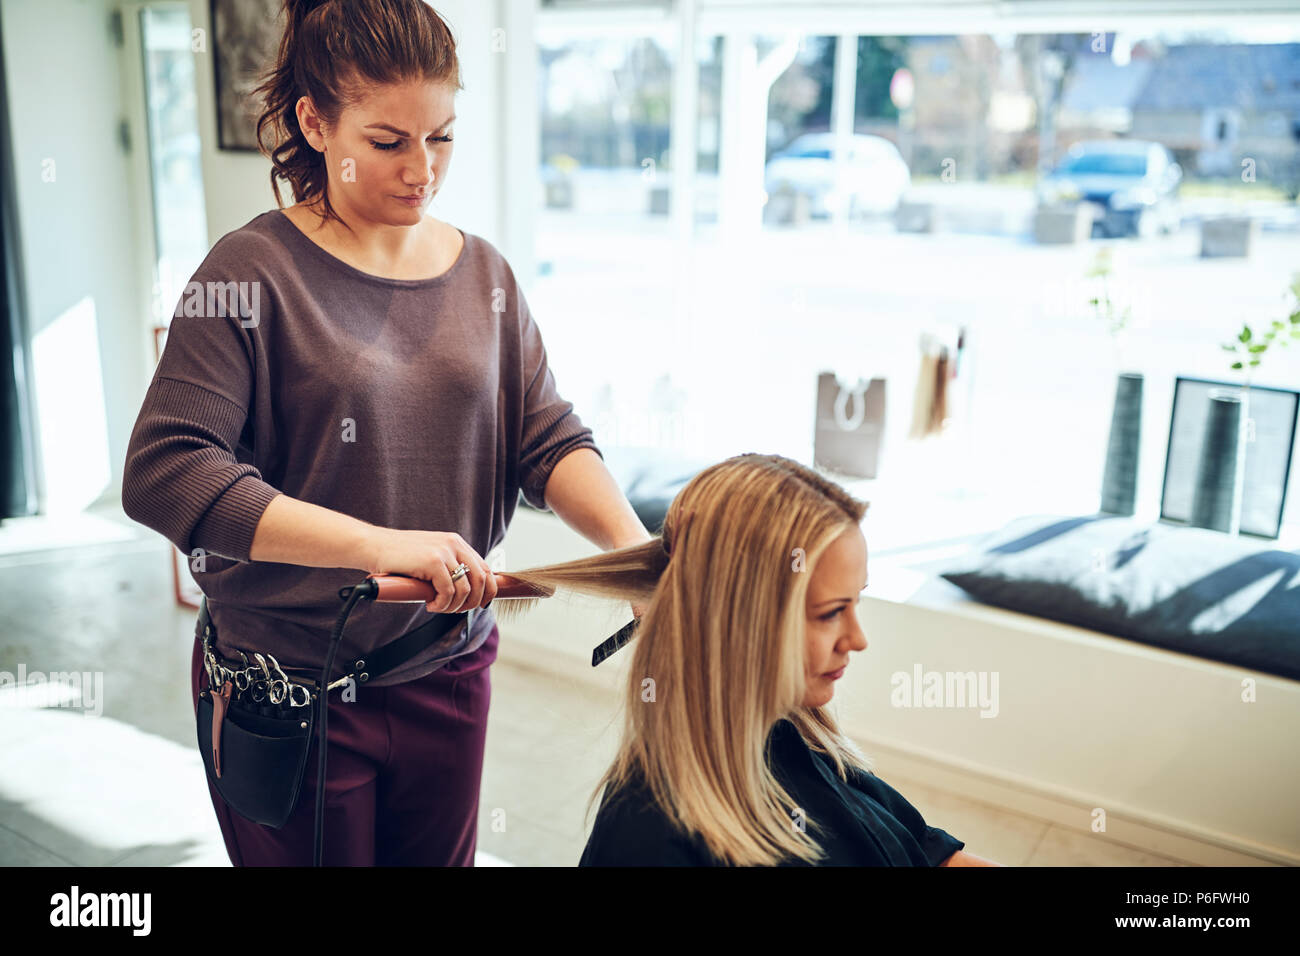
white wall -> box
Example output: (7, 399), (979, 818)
(1, 0), (148, 515)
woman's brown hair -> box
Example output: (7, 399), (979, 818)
(496, 452), (875, 865)
(252, 0), (463, 233)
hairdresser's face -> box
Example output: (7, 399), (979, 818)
(802, 527), (868, 708)
(298, 79), (455, 221)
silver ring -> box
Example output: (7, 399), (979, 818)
(449, 562), (469, 583)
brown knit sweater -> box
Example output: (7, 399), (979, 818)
(123, 209), (600, 686)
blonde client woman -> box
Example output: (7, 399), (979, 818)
(500, 454), (1002, 866)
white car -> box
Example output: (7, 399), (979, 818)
(764, 133), (912, 219)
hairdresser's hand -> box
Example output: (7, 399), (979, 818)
(630, 600), (647, 620)
(363, 528), (498, 614)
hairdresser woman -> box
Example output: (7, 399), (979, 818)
(121, 0), (649, 866)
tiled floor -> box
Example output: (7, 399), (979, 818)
(0, 505), (1190, 867)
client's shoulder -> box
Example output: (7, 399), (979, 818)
(579, 775), (714, 867)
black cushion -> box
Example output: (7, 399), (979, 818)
(937, 513), (1300, 682)
(518, 446), (713, 534)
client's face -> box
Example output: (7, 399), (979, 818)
(802, 527), (868, 708)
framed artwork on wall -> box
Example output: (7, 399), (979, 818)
(209, 0), (283, 152)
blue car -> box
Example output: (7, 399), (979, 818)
(1037, 140), (1183, 239)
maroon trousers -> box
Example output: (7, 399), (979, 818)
(189, 623), (499, 866)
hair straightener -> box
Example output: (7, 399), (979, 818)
(360, 573), (640, 667)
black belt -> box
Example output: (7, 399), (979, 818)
(197, 597), (476, 689)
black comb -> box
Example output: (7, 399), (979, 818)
(591, 617), (640, 667)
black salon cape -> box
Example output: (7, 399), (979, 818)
(579, 718), (965, 866)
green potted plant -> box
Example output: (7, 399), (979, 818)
(1195, 272), (1300, 535)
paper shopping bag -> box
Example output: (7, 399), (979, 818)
(814, 372), (886, 479)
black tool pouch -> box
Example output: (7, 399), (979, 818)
(196, 674), (315, 829)
(193, 589), (472, 836)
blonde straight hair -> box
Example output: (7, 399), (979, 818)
(495, 453), (875, 865)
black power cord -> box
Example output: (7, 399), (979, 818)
(312, 577), (378, 867)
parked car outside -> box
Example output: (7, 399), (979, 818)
(1037, 139), (1183, 239)
(764, 132), (912, 220)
